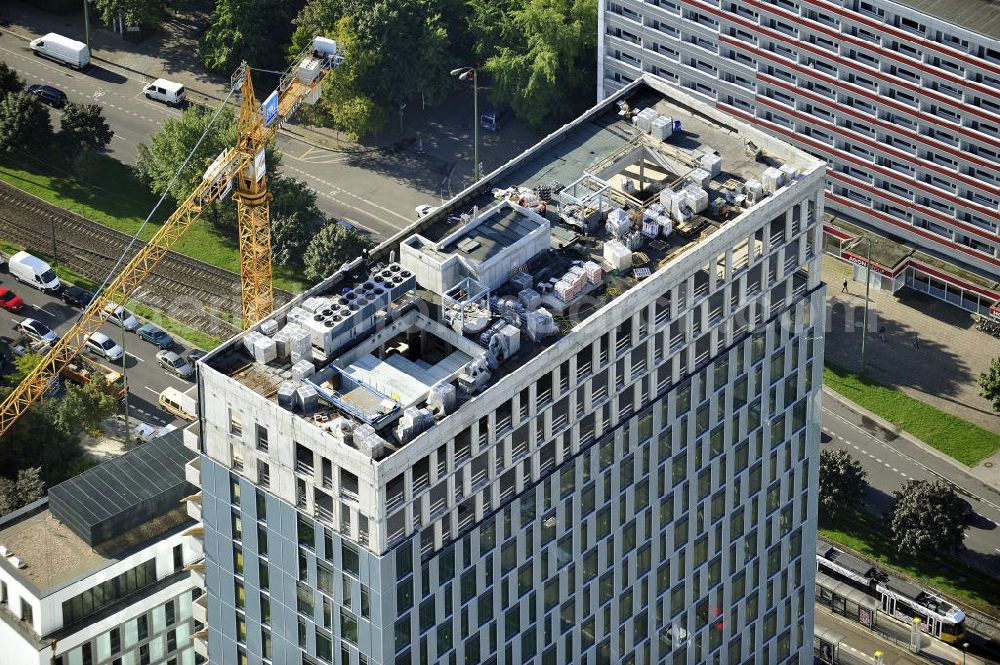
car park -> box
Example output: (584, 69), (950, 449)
(103, 302), (139, 332)
(15, 318), (57, 345)
(0, 287), (24, 313)
(85, 331), (124, 362)
(61, 285), (94, 309)
(27, 84), (67, 108)
(137, 323), (173, 349)
(156, 350), (193, 379)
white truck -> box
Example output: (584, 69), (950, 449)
(29, 33), (90, 69)
(8, 251), (61, 293)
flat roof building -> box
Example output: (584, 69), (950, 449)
(599, 0), (1000, 312)
(191, 75), (827, 665)
(0, 431), (204, 665)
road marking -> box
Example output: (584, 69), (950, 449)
(875, 457), (882, 463)
(129, 354), (144, 362)
(144, 386), (160, 396)
(284, 164), (412, 224)
(837, 435), (844, 440)
(891, 467), (898, 473)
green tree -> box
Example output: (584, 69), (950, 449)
(93, 0), (166, 30)
(59, 103), (115, 153)
(889, 479), (967, 557)
(290, 0), (454, 137)
(135, 105), (240, 202)
(8, 352), (43, 386)
(474, 0), (597, 130)
(55, 377), (120, 436)
(303, 222), (372, 282)
(978, 357), (1000, 413)
(0, 467), (46, 516)
(0, 91), (53, 155)
(271, 212), (314, 269)
(200, 0), (304, 73)
(0, 393), (84, 487)
(818, 449), (867, 522)
(0, 62), (25, 100)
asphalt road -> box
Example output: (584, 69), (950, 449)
(822, 395), (1000, 577)
(0, 275), (193, 429)
(0, 28), (429, 240)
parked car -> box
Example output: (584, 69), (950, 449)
(27, 83), (67, 108)
(156, 350), (193, 379)
(0, 287), (24, 312)
(335, 218), (360, 233)
(85, 331), (124, 362)
(137, 323), (173, 349)
(61, 285), (94, 309)
(103, 302), (139, 331)
(415, 204), (437, 218)
(185, 349), (207, 365)
(15, 318), (57, 345)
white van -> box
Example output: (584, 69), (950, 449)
(29, 33), (90, 69)
(158, 386), (198, 421)
(8, 251), (61, 292)
(142, 79), (186, 106)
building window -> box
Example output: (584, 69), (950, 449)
(62, 559), (157, 625)
(229, 408), (242, 436)
(173, 544), (183, 572)
(257, 459), (271, 488)
(255, 423), (269, 452)
(20, 598), (33, 624)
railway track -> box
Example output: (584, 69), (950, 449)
(0, 181), (294, 344)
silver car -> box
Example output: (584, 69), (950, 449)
(156, 350), (194, 379)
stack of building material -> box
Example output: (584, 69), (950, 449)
(650, 115), (672, 140)
(427, 383), (457, 416)
(690, 168), (711, 189)
(762, 167), (784, 193)
(583, 261), (602, 284)
(292, 359), (315, 381)
(251, 334), (278, 364)
(260, 318), (280, 336)
(554, 279), (574, 302)
(511, 272), (533, 291)
(700, 153), (722, 177)
(744, 179), (764, 202)
(243, 331), (264, 355)
(302, 296), (328, 313)
(354, 423), (384, 458)
(606, 208), (630, 238)
(519, 288), (542, 311)
(272, 327), (291, 360)
(526, 308), (558, 342)
(635, 107), (657, 133)
(296, 384), (318, 412)
(325, 417), (354, 444)
(779, 164), (798, 183)
(497, 325), (521, 358)
(685, 186), (709, 214)
(288, 325), (313, 363)
(604, 240), (632, 270)
(657, 215), (673, 237)
(277, 381), (297, 410)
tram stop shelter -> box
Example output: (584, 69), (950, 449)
(815, 571), (880, 631)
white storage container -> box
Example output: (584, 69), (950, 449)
(635, 107), (657, 133)
(685, 187), (709, 214)
(700, 153), (722, 177)
(252, 335), (277, 364)
(650, 115), (672, 140)
(690, 168), (711, 189)
(604, 240), (632, 270)
(762, 167), (784, 193)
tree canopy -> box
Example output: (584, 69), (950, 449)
(303, 222), (372, 282)
(0, 91), (53, 155)
(818, 449), (867, 522)
(888, 479), (968, 557)
(978, 357), (1000, 413)
(199, 0), (304, 74)
(93, 0), (166, 30)
(0, 467), (46, 516)
(0, 62), (24, 100)
(59, 103), (115, 153)
(471, 0), (598, 130)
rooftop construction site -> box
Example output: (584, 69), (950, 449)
(203, 75), (818, 462)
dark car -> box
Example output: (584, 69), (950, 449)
(137, 323), (173, 349)
(185, 349), (207, 365)
(0, 287), (24, 312)
(27, 84), (67, 108)
(61, 285), (94, 309)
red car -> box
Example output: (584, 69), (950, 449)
(0, 287), (24, 312)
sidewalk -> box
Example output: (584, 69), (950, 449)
(815, 604), (989, 665)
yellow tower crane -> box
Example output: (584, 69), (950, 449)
(0, 38), (341, 438)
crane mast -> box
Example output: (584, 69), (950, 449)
(0, 39), (341, 439)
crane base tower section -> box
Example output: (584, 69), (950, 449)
(191, 75), (828, 665)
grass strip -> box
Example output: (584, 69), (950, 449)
(823, 363), (1000, 466)
(0, 157), (306, 293)
(821, 510), (1000, 617)
(129, 302), (221, 352)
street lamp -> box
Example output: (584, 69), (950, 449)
(858, 237), (873, 374)
(451, 66), (480, 182)
(82, 0), (93, 52)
